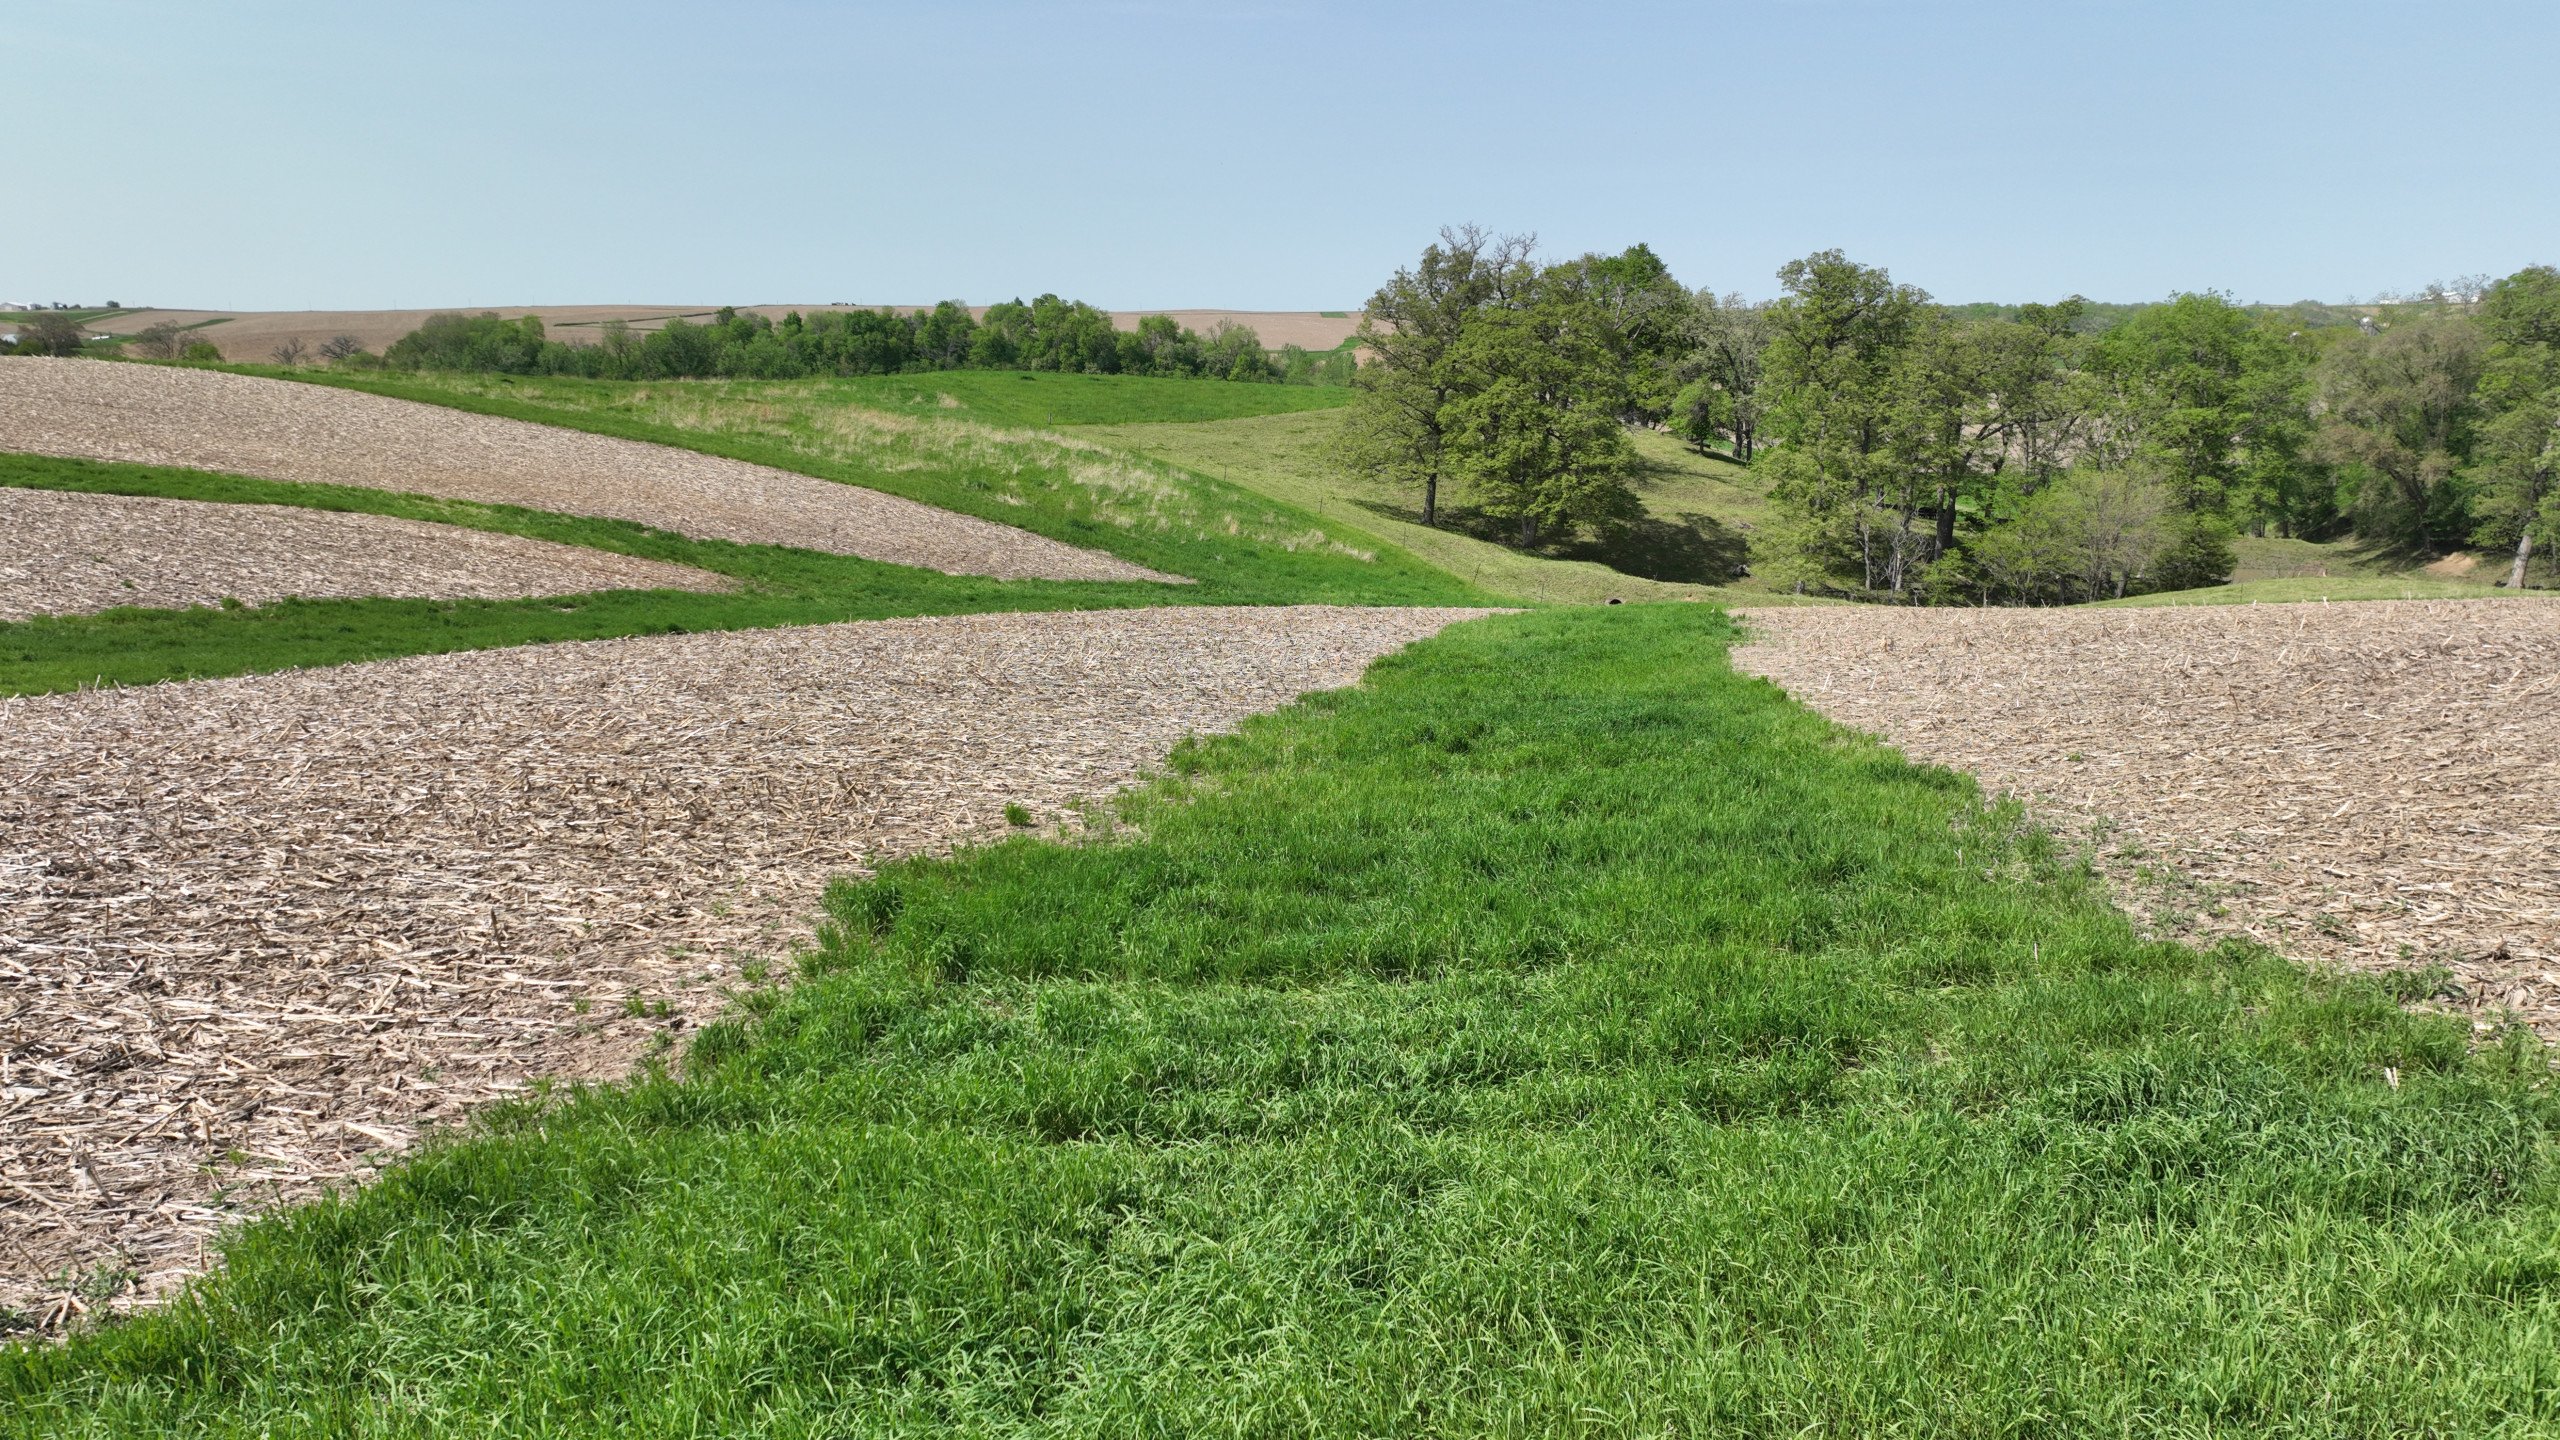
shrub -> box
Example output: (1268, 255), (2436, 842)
(127, 321), (188, 360)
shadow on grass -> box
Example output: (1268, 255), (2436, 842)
(1349, 497), (1752, 586)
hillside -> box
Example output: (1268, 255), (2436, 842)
(294, 364), (1819, 608)
(1083, 408), (1823, 606)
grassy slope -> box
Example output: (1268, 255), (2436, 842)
(13, 607), (2557, 1434)
(803, 368), (1353, 427)
(1084, 409), (1826, 607)
(226, 365), (1455, 602)
(2087, 534), (2530, 607)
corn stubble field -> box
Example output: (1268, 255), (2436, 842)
(0, 486), (732, 619)
(3, 357), (2558, 1432)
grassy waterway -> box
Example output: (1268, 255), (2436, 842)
(10, 606), (2557, 1433)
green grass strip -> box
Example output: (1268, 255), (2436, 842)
(9, 606), (2557, 1433)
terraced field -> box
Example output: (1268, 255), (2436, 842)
(0, 361), (1173, 582)
(9, 360), (2560, 1435)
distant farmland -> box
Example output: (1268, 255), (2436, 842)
(82, 305), (1367, 362)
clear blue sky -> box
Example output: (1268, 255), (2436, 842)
(8, 0), (2554, 311)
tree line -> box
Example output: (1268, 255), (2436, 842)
(1346, 230), (2560, 601)
(372, 301), (1355, 386)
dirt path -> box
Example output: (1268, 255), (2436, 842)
(0, 604), (1490, 1331)
(1734, 600), (2560, 1036)
(0, 360), (1178, 583)
(0, 487), (731, 619)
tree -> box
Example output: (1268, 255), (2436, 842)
(2312, 309), (2488, 549)
(17, 313), (86, 357)
(2086, 292), (2305, 517)
(1342, 225), (1532, 527)
(385, 312), (547, 373)
(317, 334), (365, 363)
(970, 301), (1031, 368)
(1201, 321), (1277, 382)
(1676, 291), (1769, 461)
(2471, 265), (2560, 586)
(2469, 392), (2558, 587)
(1971, 466), (2176, 603)
(2479, 265), (2560, 348)
(270, 336), (310, 365)
(128, 321), (187, 360)
(1122, 313), (1199, 376)
(1024, 294), (1120, 373)
(915, 301), (977, 369)
(1440, 264), (1642, 546)
(1572, 243), (1689, 425)
(1756, 249), (1929, 592)
(1895, 303), (2095, 590)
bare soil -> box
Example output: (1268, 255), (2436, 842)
(0, 360), (1176, 583)
(0, 487), (730, 619)
(1733, 599), (2560, 1036)
(0, 604), (1489, 1331)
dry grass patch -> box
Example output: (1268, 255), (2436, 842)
(1733, 599), (2560, 1036)
(561, 385), (1373, 559)
(0, 488), (729, 619)
(0, 360), (1172, 583)
(0, 604), (1488, 1330)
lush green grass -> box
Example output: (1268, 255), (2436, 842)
(0, 452), (1440, 695)
(1084, 409), (1827, 607)
(2093, 575), (2525, 607)
(14, 606), (2557, 1434)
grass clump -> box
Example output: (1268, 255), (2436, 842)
(9, 606), (2559, 1433)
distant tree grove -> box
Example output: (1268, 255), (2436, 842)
(371, 300), (1356, 387)
(1346, 232), (2560, 602)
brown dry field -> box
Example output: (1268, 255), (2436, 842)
(0, 360), (1171, 583)
(1733, 599), (2560, 1036)
(0, 604), (1489, 1331)
(0, 487), (730, 619)
(89, 306), (1365, 362)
